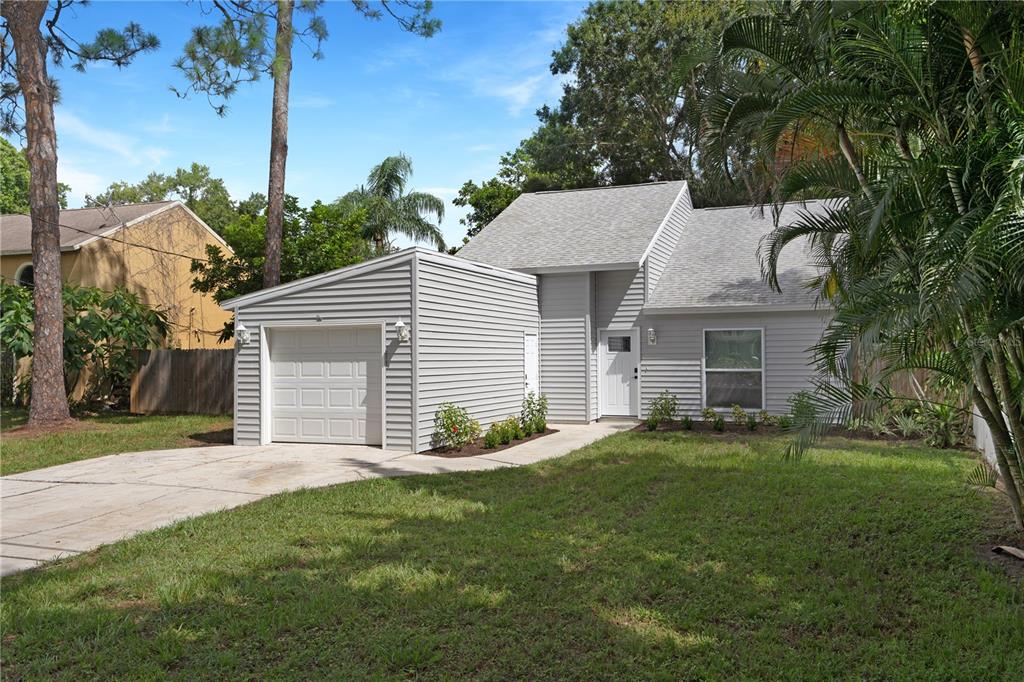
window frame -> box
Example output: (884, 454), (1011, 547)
(701, 327), (765, 411)
(13, 262), (33, 288)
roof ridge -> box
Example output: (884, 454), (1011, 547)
(695, 198), (829, 212)
(532, 180), (681, 195)
(56, 199), (178, 212)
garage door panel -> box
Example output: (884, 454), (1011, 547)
(270, 327), (382, 445)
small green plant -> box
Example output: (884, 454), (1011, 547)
(777, 414), (794, 429)
(650, 391), (678, 425)
(788, 391), (817, 427)
(965, 461), (997, 487)
(483, 423), (502, 449)
(731, 404), (747, 425)
(645, 416), (659, 431)
(758, 409), (773, 426)
(893, 414), (921, 439)
(864, 412), (892, 437)
(680, 415), (693, 430)
(746, 413), (758, 431)
(915, 403), (965, 448)
(712, 415), (725, 432)
(521, 391), (549, 434)
(701, 407), (717, 423)
(433, 402), (481, 449)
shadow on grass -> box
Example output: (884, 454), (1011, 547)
(2, 436), (1020, 679)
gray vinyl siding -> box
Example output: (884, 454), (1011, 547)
(644, 189), (693, 298)
(596, 269), (644, 330)
(415, 257), (538, 451)
(588, 273), (597, 421)
(539, 272), (590, 422)
(233, 256), (415, 450)
(640, 309), (829, 417)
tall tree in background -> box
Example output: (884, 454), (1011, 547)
(0, 1), (157, 426)
(175, 0), (439, 288)
(85, 162), (236, 233)
(338, 154), (445, 254)
(0, 139), (70, 214)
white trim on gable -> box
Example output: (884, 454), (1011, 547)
(638, 180), (689, 267)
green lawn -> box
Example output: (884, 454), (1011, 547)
(2, 432), (1021, 679)
(0, 409), (232, 476)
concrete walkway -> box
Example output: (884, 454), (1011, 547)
(1, 422), (630, 576)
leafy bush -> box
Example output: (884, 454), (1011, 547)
(788, 391), (817, 427)
(649, 391), (678, 424)
(864, 412), (892, 437)
(645, 416), (659, 431)
(746, 413), (758, 431)
(680, 415), (693, 430)
(915, 403), (965, 448)
(483, 423), (502, 449)
(701, 407), (717, 423)
(433, 402), (480, 449)
(777, 414), (794, 429)
(712, 415), (725, 432)
(521, 391), (549, 434)
(893, 414), (922, 439)
(730, 404), (747, 425)
(496, 416), (522, 444)
(758, 409), (773, 426)
(0, 283), (169, 407)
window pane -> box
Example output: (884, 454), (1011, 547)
(608, 336), (630, 352)
(705, 330), (762, 369)
(706, 371), (762, 408)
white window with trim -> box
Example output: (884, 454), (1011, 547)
(703, 328), (764, 410)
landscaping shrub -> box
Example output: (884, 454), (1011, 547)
(700, 407), (717, 424)
(713, 415), (725, 432)
(433, 402), (481, 449)
(731, 404), (747, 425)
(893, 414), (922, 439)
(758, 409), (773, 426)
(649, 391), (678, 425)
(788, 391), (817, 427)
(483, 423), (502, 449)
(915, 403), (966, 448)
(777, 414), (794, 429)
(746, 413), (758, 431)
(521, 391), (549, 433)
(497, 417), (521, 444)
(680, 415), (693, 430)
(645, 416), (659, 431)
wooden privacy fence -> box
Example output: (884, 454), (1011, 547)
(131, 349), (234, 415)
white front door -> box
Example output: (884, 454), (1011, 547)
(270, 326), (382, 444)
(600, 328), (639, 417)
(524, 333), (539, 396)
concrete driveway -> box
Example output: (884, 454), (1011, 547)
(1, 422), (629, 575)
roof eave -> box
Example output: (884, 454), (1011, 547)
(643, 302), (825, 315)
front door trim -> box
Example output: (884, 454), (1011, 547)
(597, 326), (641, 419)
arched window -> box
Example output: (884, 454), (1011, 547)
(14, 263), (34, 288)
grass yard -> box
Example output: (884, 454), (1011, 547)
(0, 409), (232, 476)
(1, 432), (1022, 679)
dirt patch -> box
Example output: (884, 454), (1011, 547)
(429, 428), (559, 458)
(2, 419), (100, 439)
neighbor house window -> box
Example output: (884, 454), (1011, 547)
(14, 263), (33, 288)
(703, 329), (764, 409)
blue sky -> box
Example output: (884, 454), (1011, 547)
(25, 0), (585, 247)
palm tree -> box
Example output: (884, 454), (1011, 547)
(709, 1), (1024, 526)
(339, 155), (446, 255)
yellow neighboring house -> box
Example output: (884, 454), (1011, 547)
(0, 201), (233, 349)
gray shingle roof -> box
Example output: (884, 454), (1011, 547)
(646, 201), (829, 310)
(0, 201), (178, 254)
(457, 181), (687, 271)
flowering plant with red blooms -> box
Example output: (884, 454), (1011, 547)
(433, 402), (480, 449)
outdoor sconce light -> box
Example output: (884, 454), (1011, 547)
(236, 323), (251, 346)
(395, 319), (411, 343)
(647, 327), (657, 345)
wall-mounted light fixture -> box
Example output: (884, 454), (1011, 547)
(236, 322), (251, 346)
(647, 327), (657, 346)
(394, 319), (411, 343)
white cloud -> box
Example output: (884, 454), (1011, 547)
(141, 113), (176, 135)
(58, 161), (106, 206)
(56, 110), (170, 167)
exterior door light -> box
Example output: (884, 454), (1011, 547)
(647, 327), (657, 345)
(236, 323), (251, 346)
(395, 319), (410, 343)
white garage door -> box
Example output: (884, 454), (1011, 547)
(270, 327), (382, 444)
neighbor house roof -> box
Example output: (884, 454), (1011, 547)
(456, 180), (688, 272)
(0, 200), (227, 255)
(645, 200), (830, 311)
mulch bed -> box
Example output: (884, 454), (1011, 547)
(429, 428), (559, 458)
(632, 420), (931, 444)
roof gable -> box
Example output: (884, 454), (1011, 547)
(646, 200), (830, 310)
(456, 181), (688, 272)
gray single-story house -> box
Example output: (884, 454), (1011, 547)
(222, 180), (830, 451)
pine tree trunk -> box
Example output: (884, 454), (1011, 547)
(262, 0), (294, 289)
(2, 2), (71, 425)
